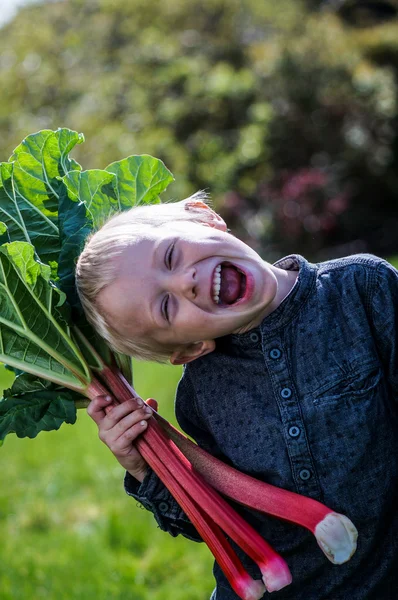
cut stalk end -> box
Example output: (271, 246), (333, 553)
(314, 512), (358, 564)
(260, 557), (293, 592)
(234, 575), (266, 600)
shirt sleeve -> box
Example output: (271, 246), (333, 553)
(370, 259), (398, 399)
(123, 468), (202, 542)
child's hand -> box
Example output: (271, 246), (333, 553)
(87, 395), (152, 482)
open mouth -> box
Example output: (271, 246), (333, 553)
(212, 262), (247, 305)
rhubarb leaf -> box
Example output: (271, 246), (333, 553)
(0, 222), (10, 245)
(6, 372), (55, 395)
(105, 154), (174, 208)
(0, 128), (84, 266)
(0, 130), (174, 441)
(0, 379), (78, 442)
(0, 241), (89, 390)
(9, 127), (84, 203)
(61, 169), (119, 227)
(2, 130), (117, 373)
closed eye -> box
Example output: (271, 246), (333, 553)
(162, 294), (170, 323)
(165, 242), (175, 270)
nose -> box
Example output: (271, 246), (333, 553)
(167, 268), (197, 299)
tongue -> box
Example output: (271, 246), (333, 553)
(219, 266), (241, 304)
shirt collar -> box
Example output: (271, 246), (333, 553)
(224, 254), (317, 348)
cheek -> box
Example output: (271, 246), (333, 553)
(182, 305), (210, 325)
(177, 309), (214, 339)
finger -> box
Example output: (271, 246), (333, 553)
(146, 398), (158, 412)
(102, 397), (147, 431)
(87, 394), (113, 424)
(110, 419), (150, 453)
(102, 407), (151, 448)
(113, 406), (152, 437)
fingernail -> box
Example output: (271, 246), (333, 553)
(144, 405), (152, 413)
(105, 396), (112, 402)
(136, 398), (143, 406)
(140, 420), (147, 427)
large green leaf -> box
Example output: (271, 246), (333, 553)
(0, 241), (89, 391)
(61, 169), (119, 228)
(0, 373), (79, 443)
(0, 132), (174, 443)
(0, 161), (59, 263)
(0, 128), (84, 266)
(0, 222), (10, 245)
(9, 128), (84, 202)
(105, 154), (174, 210)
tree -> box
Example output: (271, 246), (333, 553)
(0, 0), (397, 260)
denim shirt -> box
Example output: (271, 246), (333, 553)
(124, 254), (398, 600)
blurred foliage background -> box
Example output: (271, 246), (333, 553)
(0, 0), (397, 261)
(1, 0), (398, 598)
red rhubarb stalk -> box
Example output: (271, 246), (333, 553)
(151, 410), (358, 565)
(137, 436), (266, 600)
(141, 419), (292, 593)
(99, 369), (291, 592)
(101, 369), (357, 566)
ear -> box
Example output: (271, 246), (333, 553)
(183, 199), (227, 232)
(170, 340), (216, 365)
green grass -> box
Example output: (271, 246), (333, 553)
(389, 257), (398, 269)
(0, 361), (214, 600)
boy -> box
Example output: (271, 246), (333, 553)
(77, 193), (398, 599)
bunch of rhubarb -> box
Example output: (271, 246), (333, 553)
(0, 129), (358, 599)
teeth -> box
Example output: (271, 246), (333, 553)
(212, 264), (222, 304)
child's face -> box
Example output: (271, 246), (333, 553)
(98, 219), (281, 362)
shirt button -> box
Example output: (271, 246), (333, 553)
(249, 332), (260, 343)
(158, 501), (169, 513)
(288, 426), (300, 438)
(280, 387), (292, 399)
(299, 469), (311, 481)
(269, 348), (281, 360)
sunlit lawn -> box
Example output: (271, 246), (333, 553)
(0, 361), (214, 600)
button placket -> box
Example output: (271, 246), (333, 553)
(263, 335), (321, 496)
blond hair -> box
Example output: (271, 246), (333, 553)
(75, 191), (213, 362)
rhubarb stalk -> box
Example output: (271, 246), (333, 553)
(151, 410), (358, 565)
(137, 436), (267, 600)
(108, 368), (357, 565)
(98, 369), (292, 593)
(97, 366), (356, 579)
(106, 367), (357, 565)
(139, 420), (292, 593)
